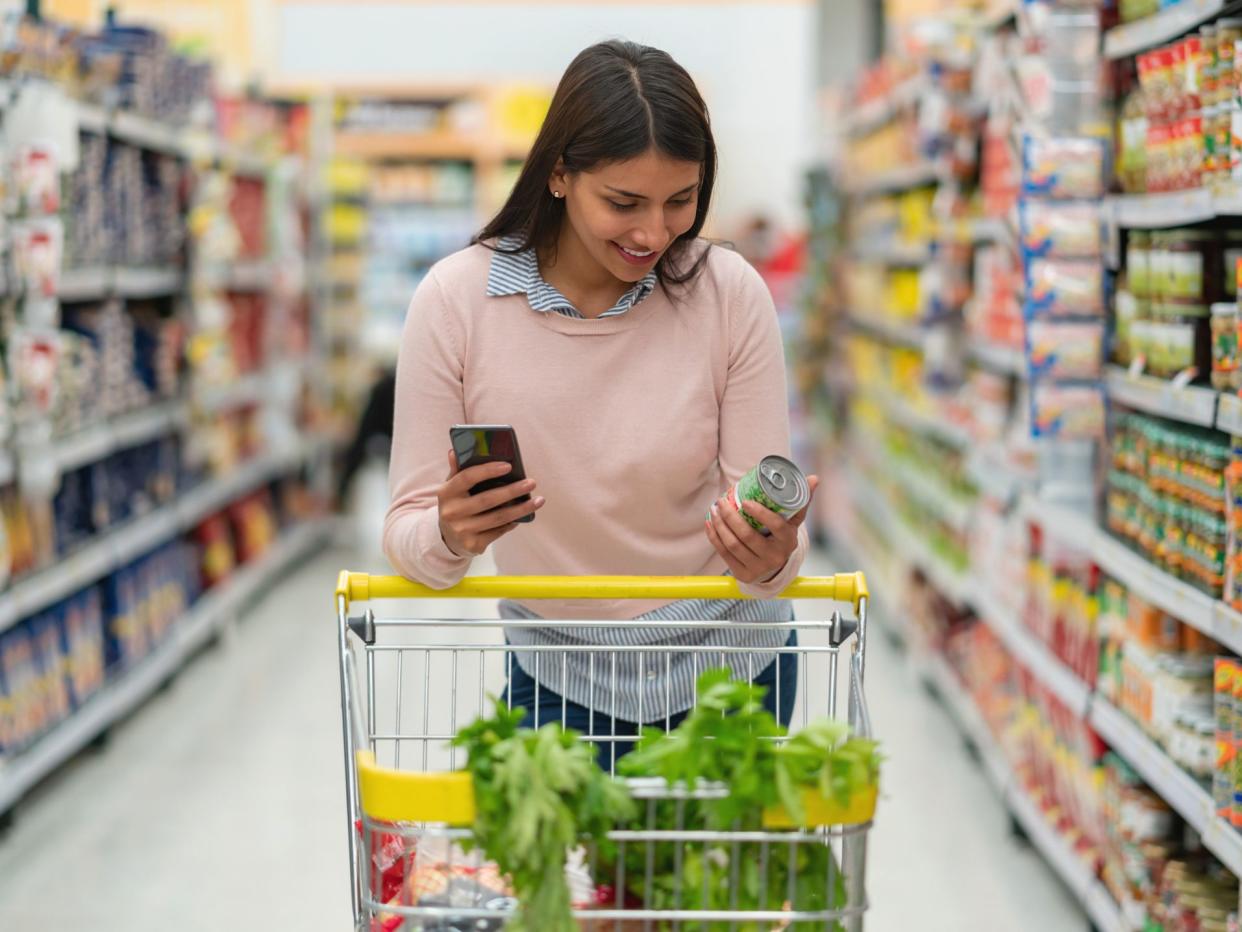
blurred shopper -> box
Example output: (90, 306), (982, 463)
(336, 368), (395, 506)
(383, 40), (815, 765)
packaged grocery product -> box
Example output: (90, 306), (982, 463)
(0, 627), (36, 753)
(1128, 232), (1152, 298)
(1115, 291), (1140, 366)
(1018, 200), (1102, 258)
(11, 141), (59, 215)
(1030, 383), (1105, 438)
(1212, 302), (1242, 389)
(1026, 320), (1103, 380)
(61, 588), (105, 706)
(1021, 136), (1106, 199)
(1216, 659), (1238, 818)
(1149, 303), (1210, 379)
(1024, 259), (1106, 317)
(12, 218), (62, 298)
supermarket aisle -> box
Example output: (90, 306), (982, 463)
(0, 537), (1080, 931)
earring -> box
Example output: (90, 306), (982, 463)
(552, 190), (564, 199)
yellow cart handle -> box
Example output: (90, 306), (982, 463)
(335, 571), (869, 613)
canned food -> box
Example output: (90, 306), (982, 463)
(724, 456), (810, 534)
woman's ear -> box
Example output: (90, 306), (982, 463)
(548, 160), (569, 197)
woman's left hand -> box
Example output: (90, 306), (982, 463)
(705, 475), (819, 584)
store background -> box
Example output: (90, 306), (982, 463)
(5, 0), (1240, 930)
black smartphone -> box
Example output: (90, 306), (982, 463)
(449, 424), (534, 523)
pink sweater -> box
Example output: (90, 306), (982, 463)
(382, 241), (808, 619)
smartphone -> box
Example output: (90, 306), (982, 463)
(449, 424), (534, 523)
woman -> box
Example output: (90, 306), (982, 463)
(383, 40), (817, 766)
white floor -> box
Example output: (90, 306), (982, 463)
(0, 476), (1085, 931)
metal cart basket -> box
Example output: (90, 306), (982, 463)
(335, 572), (874, 931)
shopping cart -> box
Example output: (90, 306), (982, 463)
(334, 572), (875, 931)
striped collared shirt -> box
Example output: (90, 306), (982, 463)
(486, 235), (658, 318)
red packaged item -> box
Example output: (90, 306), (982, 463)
(194, 514), (236, 589)
(354, 820), (418, 932)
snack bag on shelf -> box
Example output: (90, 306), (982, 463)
(1024, 259), (1107, 318)
(1030, 384), (1105, 438)
(1027, 320), (1104, 380)
(1021, 136), (1106, 199)
(1018, 200), (1103, 259)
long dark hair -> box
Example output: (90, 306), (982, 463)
(475, 40), (717, 288)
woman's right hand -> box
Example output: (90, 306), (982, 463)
(437, 450), (545, 556)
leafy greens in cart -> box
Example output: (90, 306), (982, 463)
(451, 698), (634, 932)
(452, 670), (880, 932)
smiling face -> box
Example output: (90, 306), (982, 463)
(550, 148), (703, 286)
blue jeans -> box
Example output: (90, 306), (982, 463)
(504, 632), (799, 770)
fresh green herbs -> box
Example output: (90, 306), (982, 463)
(451, 699), (634, 932)
(451, 671), (881, 932)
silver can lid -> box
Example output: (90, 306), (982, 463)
(757, 455), (810, 511)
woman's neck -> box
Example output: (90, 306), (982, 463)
(539, 223), (631, 319)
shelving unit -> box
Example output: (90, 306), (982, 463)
(846, 530), (1127, 931)
(843, 161), (945, 197)
(1105, 365), (1219, 427)
(0, 517), (333, 815)
(49, 401), (188, 475)
(842, 79), (922, 138)
(968, 339), (1026, 377)
(0, 45), (335, 820)
(852, 240), (932, 266)
(847, 313), (924, 350)
(0, 439), (326, 637)
(1103, 0), (1233, 59)
(1109, 188), (1242, 228)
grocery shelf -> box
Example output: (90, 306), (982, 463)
(853, 433), (974, 534)
(1006, 785), (1130, 932)
(875, 391), (974, 450)
(847, 313), (924, 350)
(916, 650), (1128, 932)
(1105, 365), (1218, 428)
(1079, 650), (1242, 891)
(226, 260), (273, 292)
(0, 518), (332, 816)
(0, 440), (323, 635)
(57, 265), (183, 301)
(966, 446), (1034, 505)
(110, 109), (186, 156)
(1109, 187), (1242, 229)
(114, 266), (183, 298)
(51, 401), (188, 475)
(58, 266), (112, 301)
(1089, 697), (1214, 829)
(969, 340), (1026, 377)
(193, 370), (268, 415)
(846, 466), (975, 607)
(852, 240), (932, 266)
(973, 588), (1093, 718)
(842, 78), (922, 138)
(1103, 0), (1230, 59)
(844, 160), (943, 197)
(1092, 529), (1220, 641)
